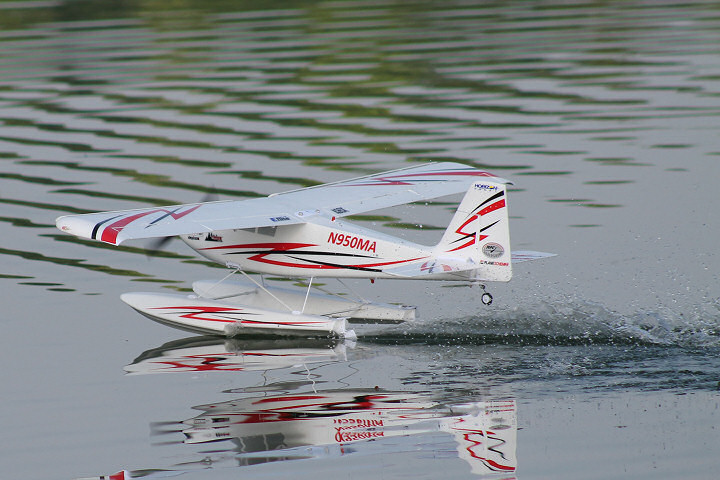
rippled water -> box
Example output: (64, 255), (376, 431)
(2, 1), (720, 479)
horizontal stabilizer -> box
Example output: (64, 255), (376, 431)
(511, 251), (556, 263)
(383, 258), (478, 279)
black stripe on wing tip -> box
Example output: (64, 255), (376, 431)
(91, 214), (123, 240)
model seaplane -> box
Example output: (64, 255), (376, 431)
(56, 162), (553, 337)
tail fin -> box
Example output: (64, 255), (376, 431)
(436, 181), (512, 282)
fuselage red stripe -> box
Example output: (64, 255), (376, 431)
(249, 254), (428, 270)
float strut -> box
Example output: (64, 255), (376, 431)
(302, 277), (314, 314)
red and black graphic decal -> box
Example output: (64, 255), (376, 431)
(91, 205), (201, 244)
(447, 190), (505, 253)
(151, 305), (327, 327)
(151, 305), (251, 323)
(201, 242), (427, 272)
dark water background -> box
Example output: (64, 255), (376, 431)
(1, 1), (719, 479)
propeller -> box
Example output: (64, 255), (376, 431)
(145, 235), (174, 256)
(145, 189), (219, 258)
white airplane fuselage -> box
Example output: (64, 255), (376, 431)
(180, 215), (456, 280)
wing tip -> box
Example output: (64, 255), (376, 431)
(56, 215), (91, 240)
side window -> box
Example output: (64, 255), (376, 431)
(235, 227), (277, 236)
(257, 226), (277, 237)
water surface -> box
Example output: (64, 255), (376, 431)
(1, 1), (719, 479)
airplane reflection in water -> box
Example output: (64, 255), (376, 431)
(124, 336), (347, 375)
(178, 390), (517, 476)
(78, 337), (517, 479)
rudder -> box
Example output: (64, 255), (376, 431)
(436, 181), (512, 282)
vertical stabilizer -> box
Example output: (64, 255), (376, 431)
(436, 181), (512, 282)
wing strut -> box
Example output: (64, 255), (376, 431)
(194, 264), (242, 299)
(301, 277), (314, 314)
(236, 268), (294, 313)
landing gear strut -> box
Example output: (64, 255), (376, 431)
(479, 284), (493, 306)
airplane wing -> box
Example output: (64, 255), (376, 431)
(56, 162), (509, 246)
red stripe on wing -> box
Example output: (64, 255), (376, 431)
(99, 205), (201, 244)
